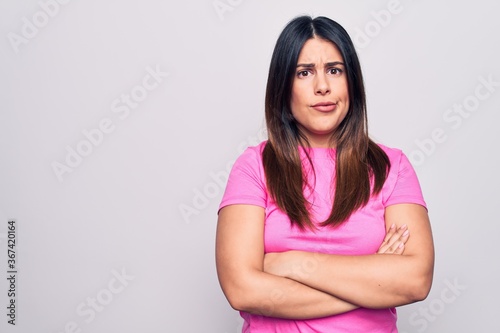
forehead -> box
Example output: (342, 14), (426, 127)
(297, 37), (344, 63)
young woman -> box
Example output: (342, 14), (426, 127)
(216, 15), (434, 332)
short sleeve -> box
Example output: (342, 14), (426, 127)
(218, 145), (268, 213)
(383, 150), (427, 209)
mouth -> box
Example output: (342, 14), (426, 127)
(311, 102), (337, 112)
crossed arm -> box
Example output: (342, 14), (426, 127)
(215, 203), (434, 319)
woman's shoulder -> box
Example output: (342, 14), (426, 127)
(374, 142), (417, 178)
(251, 140), (268, 152)
(239, 140), (268, 159)
(375, 142), (420, 186)
(231, 141), (268, 173)
(374, 142), (426, 206)
(375, 142), (405, 164)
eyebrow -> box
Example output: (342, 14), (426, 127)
(296, 61), (345, 68)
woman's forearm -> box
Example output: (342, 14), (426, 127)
(221, 268), (358, 319)
(264, 204), (434, 309)
(266, 251), (431, 309)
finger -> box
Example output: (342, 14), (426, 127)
(378, 227), (410, 254)
(385, 224), (408, 248)
(388, 231), (410, 254)
(392, 242), (405, 255)
(380, 241), (401, 255)
(377, 225), (397, 254)
(381, 223), (396, 244)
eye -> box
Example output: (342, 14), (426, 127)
(328, 68), (343, 75)
(297, 70), (311, 78)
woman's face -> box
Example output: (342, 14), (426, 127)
(290, 37), (350, 148)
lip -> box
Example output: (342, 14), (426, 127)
(311, 102), (337, 112)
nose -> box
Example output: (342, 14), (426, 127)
(314, 73), (330, 95)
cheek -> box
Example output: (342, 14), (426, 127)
(334, 80), (349, 100)
(344, 97), (350, 109)
(290, 87), (303, 116)
(341, 80), (350, 101)
(343, 89), (350, 102)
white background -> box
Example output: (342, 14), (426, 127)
(1, 0), (499, 332)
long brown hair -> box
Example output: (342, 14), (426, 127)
(263, 15), (390, 230)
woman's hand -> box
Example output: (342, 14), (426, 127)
(377, 224), (410, 255)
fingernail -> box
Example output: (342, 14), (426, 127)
(403, 230), (409, 237)
(401, 224), (407, 229)
(391, 223), (396, 229)
(398, 243), (404, 248)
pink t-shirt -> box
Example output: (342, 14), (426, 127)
(219, 141), (426, 333)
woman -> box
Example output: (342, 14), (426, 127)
(216, 15), (434, 332)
